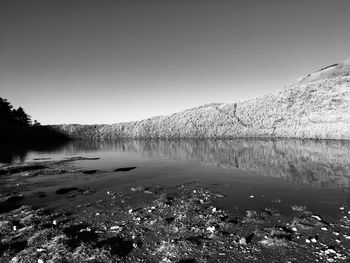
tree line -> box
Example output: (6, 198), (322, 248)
(0, 97), (40, 127)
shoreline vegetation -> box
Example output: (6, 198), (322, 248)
(52, 59), (350, 141)
(0, 97), (69, 145)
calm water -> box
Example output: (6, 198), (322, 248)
(1, 139), (350, 217)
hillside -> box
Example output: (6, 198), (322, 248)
(53, 59), (350, 140)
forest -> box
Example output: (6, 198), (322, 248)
(0, 97), (40, 127)
(0, 97), (69, 144)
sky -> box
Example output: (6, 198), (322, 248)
(1, 0), (350, 125)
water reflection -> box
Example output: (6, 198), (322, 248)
(0, 142), (67, 163)
(46, 139), (350, 189)
(5, 139), (350, 188)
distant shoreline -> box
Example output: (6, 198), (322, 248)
(51, 75), (350, 141)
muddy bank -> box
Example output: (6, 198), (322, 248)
(1, 183), (349, 263)
(0, 156), (138, 214)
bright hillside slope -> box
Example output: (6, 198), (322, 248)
(54, 59), (350, 140)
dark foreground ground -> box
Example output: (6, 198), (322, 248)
(0, 159), (349, 262)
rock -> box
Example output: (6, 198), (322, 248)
(131, 186), (146, 192)
(260, 237), (289, 247)
(311, 215), (322, 221)
(83, 170), (97, 174)
(82, 189), (96, 195)
(114, 167), (137, 172)
(55, 187), (78, 195)
(291, 205), (306, 212)
(238, 237), (247, 245)
(110, 225), (122, 231)
(206, 226), (215, 233)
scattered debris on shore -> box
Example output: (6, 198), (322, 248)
(1, 183), (349, 262)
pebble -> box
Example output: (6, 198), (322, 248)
(53, 220), (57, 225)
(321, 227), (328, 231)
(131, 186), (145, 192)
(249, 195), (254, 198)
(325, 248), (336, 254)
(239, 237), (247, 245)
(206, 226), (215, 233)
(311, 215), (322, 221)
(305, 239), (311, 244)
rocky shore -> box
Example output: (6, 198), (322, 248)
(1, 181), (349, 262)
(1, 155), (349, 262)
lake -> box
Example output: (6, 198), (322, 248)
(1, 138), (349, 218)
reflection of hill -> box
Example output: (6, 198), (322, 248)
(65, 139), (350, 189)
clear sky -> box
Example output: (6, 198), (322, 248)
(1, 0), (349, 124)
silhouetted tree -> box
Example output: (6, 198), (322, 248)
(33, 120), (41, 126)
(12, 107), (32, 126)
(0, 97), (14, 125)
(0, 97), (33, 127)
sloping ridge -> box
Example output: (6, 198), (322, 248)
(53, 58), (350, 140)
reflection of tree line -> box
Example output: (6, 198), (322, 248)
(0, 142), (68, 163)
(64, 139), (350, 188)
